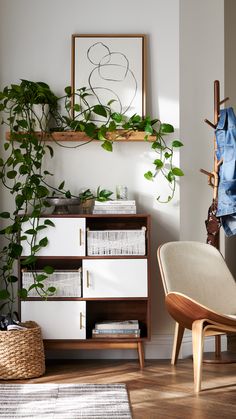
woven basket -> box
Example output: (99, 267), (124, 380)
(0, 321), (45, 380)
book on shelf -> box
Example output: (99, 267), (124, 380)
(93, 205), (136, 211)
(94, 200), (136, 206)
(92, 328), (140, 334)
(95, 320), (139, 330)
(93, 209), (136, 214)
(92, 331), (140, 339)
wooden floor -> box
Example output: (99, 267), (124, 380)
(1, 358), (236, 418)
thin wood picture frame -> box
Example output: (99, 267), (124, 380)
(71, 34), (146, 119)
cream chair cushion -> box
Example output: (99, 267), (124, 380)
(159, 241), (236, 315)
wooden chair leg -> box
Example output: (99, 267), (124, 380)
(192, 320), (205, 393)
(137, 341), (145, 369)
(171, 322), (185, 365)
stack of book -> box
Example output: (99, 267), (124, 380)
(92, 320), (140, 338)
(93, 200), (136, 214)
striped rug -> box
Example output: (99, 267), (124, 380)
(0, 383), (132, 418)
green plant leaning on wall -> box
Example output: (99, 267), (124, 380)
(52, 86), (184, 203)
(0, 79), (184, 323)
(0, 80), (69, 322)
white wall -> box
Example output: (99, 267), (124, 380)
(224, 0), (236, 278)
(0, 0), (180, 359)
(180, 0), (225, 243)
(0, 0), (226, 359)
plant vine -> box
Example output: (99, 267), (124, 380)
(0, 79), (184, 319)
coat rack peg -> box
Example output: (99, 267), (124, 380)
(200, 168), (212, 177)
(200, 168), (217, 189)
(217, 157), (223, 167)
(219, 97), (229, 106)
(204, 118), (216, 129)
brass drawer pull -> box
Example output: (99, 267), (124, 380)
(79, 228), (83, 246)
(86, 270), (90, 288)
(80, 312), (84, 329)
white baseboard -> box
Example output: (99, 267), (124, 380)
(46, 333), (227, 360)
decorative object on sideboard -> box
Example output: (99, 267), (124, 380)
(46, 197), (80, 214)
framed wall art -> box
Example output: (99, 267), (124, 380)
(71, 34), (146, 119)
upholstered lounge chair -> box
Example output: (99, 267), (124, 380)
(157, 241), (236, 392)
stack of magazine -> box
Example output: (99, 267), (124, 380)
(93, 200), (136, 214)
(92, 320), (140, 338)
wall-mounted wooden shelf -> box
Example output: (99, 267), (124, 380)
(6, 130), (155, 142)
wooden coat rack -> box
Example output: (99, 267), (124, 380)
(200, 80), (235, 363)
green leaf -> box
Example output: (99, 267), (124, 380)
(17, 119), (28, 129)
(4, 142), (10, 150)
(131, 114), (141, 123)
(0, 212), (10, 219)
(73, 104), (81, 112)
(7, 170), (17, 179)
(9, 243), (22, 258)
(36, 274), (47, 282)
(58, 181), (65, 190)
(153, 159), (163, 168)
(97, 189), (113, 200)
(84, 123), (96, 138)
(144, 171), (154, 181)
(160, 123), (174, 134)
(19, 164), (29, 175)
(111, 112), (123, 123)
(46, 145), (54, 158)
(7, 275), (18, 283)
(65, 190), (71, 198)
(152, 141), (164, 150)
(44, 219), (55, 227)
(64, 86), (71, 96)
(15, 194), (24, 208)
(0, 289), (10, 300)
(98, 131), (107, 142)
(36, 225), (47, 231)
(107, 99), (116, 106)
(144, 124), (153, 135)
(172, 167), (184, 176)
(102, 140), (113, 152)
(18, 288), (28, 299)
(39, 237), (48, 247)
(24, 228), (36, 235)
(37, 185), (49, 198)
(93, 105), (107, 118)
(21, 255), (37, 266)
(167, 171), (175, 182)
(172, 140), (183, 148)
(43, 265), (54, 274)
(47, 286), (56, 293)
(164, 152), (172, 159)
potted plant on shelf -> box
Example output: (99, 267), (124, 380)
(54, 86), (184, 203)
(0, 78), (183, 377)
(78, 187), (113, 214)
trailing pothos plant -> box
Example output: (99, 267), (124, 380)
(53, 86), (184, 203)
(0, 80), (71, 320)
(0, 79), (184, 321)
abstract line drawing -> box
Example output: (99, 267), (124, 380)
(86, 42), (137, 116)
(72, 35), (145, 119)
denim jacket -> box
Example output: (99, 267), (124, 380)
(216, 107), (236, 236)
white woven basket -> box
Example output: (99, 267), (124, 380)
(22, 269), (82, 297)
(87, 228), (146, 256)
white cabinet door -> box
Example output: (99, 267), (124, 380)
(83, 259), (147, 298)
(22, 217), (86, 256)
(21, 301), (86, 339)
